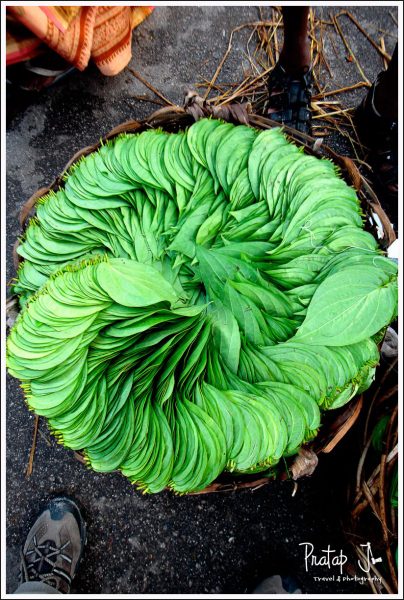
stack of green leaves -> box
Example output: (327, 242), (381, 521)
(7, 119), (398, 493)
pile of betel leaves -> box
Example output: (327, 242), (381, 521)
(7, 119), (398, 493)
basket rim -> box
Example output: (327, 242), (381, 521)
(18, 103), (395, 246)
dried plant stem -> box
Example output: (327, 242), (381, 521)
(26, 415), (39, 478)
(351, 498), (368, 520)
(333, 15), (371, 85)
(243, 40), (261, 77)
(258, 6), (264, 21)
(203, 21), (281, 101)
(390, 504), (396, 539)
(211, 76), (250, 106)
(196, 77), (231, 89)
(336, 10), (391, 61)
(389, 11), (398, 26)
(188, 477), (271, 495)
(256, 16), (282, 67)
(311, 55), (324, 95)
(341, 113), (364, 156)
(363, 358), (398, 443)
(37, 427), (52, 447)
(378, 406), (398, 589)
(361, 480), (382, 523)
(127, 68), (174, 106)
(312, 82), (370, 99)
(352, 444), (398, 511)
(254, 53), (271, 72)
(379, 37), (388, 70)
(319, 20), (333, 78)
(354, 545), (394, 594)
(269, 13), (282, 61)
(257, 23), (275, 66)
(312, 107), (354, 119)
(352, 476), (389, 519)
(356, 437), (372, 493)
(218, 68), (273, 106)
(378, 28), (397, 40)
(378, 384), (398, 404)
(313, 100), (341, 105)
(319, 396), (363, 454)
(366, 574), (378, 594)
(309, 8), (315, 65)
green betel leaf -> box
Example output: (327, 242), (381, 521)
(209, 299), (241, 373)
(294, 264), (398, 346)
(96, 258), (179, 307)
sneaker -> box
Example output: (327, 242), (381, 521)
(265, 62), (313, 135)
(19, 497), (86, 593)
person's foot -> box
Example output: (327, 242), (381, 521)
(6, 50), (76, 92)
(265, 62), (313, 135)
(19, 497), (86, 593)
(355, 75), (398, 228)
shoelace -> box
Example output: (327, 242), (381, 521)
(20, 535), (72, 590)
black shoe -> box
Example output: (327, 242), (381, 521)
(19, 497), (86, 593)
(265, 62), (313, 135)
(355, 77), (398, 229)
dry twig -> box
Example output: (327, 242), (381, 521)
(202, 21), (282, 101)
(354, 545), (394, 594)
(128, 68), (174, 106)
(363, 359), (398, 443)
(352, 444), (398, 515)
(273, 9), (280, 62)
(336, 10), (391, 61)
(332, 15), (370, 84)
(26, 415), (39, 478)
(312, 82), (370, 99)
(378, 406), (398, 589)
(379, 37), (388, 70)
(389, 11), (398, 26)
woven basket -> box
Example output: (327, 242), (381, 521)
(10, 98), (396, 494)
